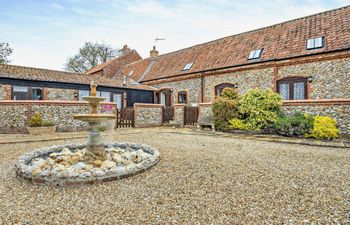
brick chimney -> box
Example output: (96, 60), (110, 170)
(150, 46), (159, 58)
(121, 44), (131, 55)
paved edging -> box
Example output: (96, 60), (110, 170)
(193, 130), (350, 149)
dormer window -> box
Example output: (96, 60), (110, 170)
(307, 37), (324, 50)
(182, 63), (193, 71)
(248, 49), (263, 60)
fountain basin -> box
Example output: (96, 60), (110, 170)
(15, 142), (160, 187)
(73, 114), (116, 123)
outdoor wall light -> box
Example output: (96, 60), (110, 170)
(307, 76), (313, 82)
(235, 83), (239, 88)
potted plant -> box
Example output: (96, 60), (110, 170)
(27, 112), (56, 135)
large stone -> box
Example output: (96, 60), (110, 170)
(66, 155), (80, 165)
(100, 160), (116, 170)
(92, 160), (103, 167)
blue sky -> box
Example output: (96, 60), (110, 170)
(0, 0), (348, 70)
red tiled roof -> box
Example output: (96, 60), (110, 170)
(116, 6), (350, 82)
(0, 64), (156, 91)
(85, 50), (142, 78)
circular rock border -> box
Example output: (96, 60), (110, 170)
(15, 142), (160, 187)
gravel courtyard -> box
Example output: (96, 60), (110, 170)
(0, 128), (349, 224)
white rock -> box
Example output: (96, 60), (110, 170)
(126, 164), (136, 172)
(93, 169), (105, 177)
(71, 162), (87, 171)
(79, 172), (91, 178)
(115, 167), (126, 175)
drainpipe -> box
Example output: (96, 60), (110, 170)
(200, 72), (205, 103)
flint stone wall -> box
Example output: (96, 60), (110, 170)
(0, 84), (10, 100)
(0, 101), (117, 133)
(204, 68), (274, 102)
(279, 58), (350, 99)
(152, 79), (202, 104)
(47, 88), (77, 101)
(134, 103), (162, 128)
(283, 99), (350, 135)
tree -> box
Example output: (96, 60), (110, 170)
(65, 41), (119, 73)
(0, 42), (13, 64)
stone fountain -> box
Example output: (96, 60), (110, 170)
(15, 82), (160, 187)
(73, 82), (115, 166)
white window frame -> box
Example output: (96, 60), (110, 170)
(248, 49), (263, 60)
(307, 37), (324, 50)
(182, 63), (193, 71)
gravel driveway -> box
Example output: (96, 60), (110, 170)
(0, 129), (349, 224)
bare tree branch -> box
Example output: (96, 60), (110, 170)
(64, 41), (119, 73)
(0, 42), (13, 64)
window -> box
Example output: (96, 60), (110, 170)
(12, 86), (42, 100)
(78, 90), (112, 102)
(248, 49), (263, 59)
(182, 63), (193, 71)
(215, 83), (235, 96)
(100, 91), (111, 102)
(78, 90), (90, 101)
(307, 37), (324, 50)
(178, 91), (187, 103)
(277, 77), (307, 100)
(112, 93), (123, 110)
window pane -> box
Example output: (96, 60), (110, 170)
(100, 91), (111, 102)
(178, 93), (186, 103)
(248, 51), (255, 59)
(13, 86), (28, 92)
(78, 90), (89, 101)
(279, 83), (290, 100)
(13, 86), (29, 100)
(294, 82), (305, 100)
(113, 94), (122, 110)
(314, 37), (323, 48)
(307, 39), (314, 49)
(32, 88), (42, 100)
(253, 49), (261, 58)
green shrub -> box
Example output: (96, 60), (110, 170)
(41, 120), (54, 127)
(229, 118), (247, 130)
(238, 89), (282, 131)
(272, 112), (314, 137)
(29, 112), (42, 127)
(307, 116), (340, 140)
(220, 87), (239, 99)
(212, 88), (239, 131)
